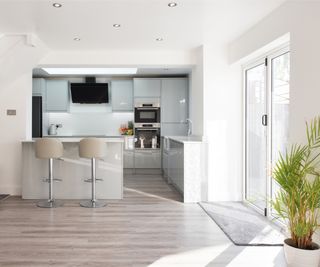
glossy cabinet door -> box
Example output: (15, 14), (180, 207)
(161, 78), (188, 123)
(32, 78), (46, 96)
(134, 78), (161, 97)
(134, 150), (161, 168)
(124, 151), (134, 168)
(46, 80), (69, 112)
(111, 80), (133, 111)
(32, 78), (47, 112)
(168, 139), (184, 193)
(161, 123), (188, 136)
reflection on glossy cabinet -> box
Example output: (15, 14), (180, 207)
(134, 78), (161, 97)
(161, 123), (188, 136)
(168, 140), (184, 193)
(124, 151), (134, 168)
(32, 78), (46, 110)
(134, 150), (161, 169)
(32, 78), (46, 96)
(46, 80), (69, 112)
(111, 80), (133, 111)
(161, 78), (188, 123)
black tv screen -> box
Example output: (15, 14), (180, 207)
(70, 83), (109, 103)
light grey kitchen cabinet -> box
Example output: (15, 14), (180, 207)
(161, 123), (188, 136)
(111, 80), (133, 111)
(45, 80), (69, 112)
(161, 78), (188, 123)
(32, 78), (46, 96)
(162, 137), (169, 178)
(134, 78), (161, 98)
(134, 150), (161, 169)
(124, 151), (134, 168)
(168, 139), (184, 194)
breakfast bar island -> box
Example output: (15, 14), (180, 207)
(21, 137), (123, 200)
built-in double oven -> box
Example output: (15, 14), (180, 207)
(134, 101), (160, 124)
(134, 100), (161, 150)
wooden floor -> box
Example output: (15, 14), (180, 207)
(0, 174), (285, 267)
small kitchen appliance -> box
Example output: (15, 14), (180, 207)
(48, 124), (62, 135)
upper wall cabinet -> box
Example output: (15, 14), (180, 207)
(111, 80), (133, 112)
(134, 78), (161, 98)
(161, 78), (188, 123)
(32, 78), (46, 96)
(45, 80), (69, 112)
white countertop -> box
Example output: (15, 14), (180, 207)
(22, 137), (124, 143)
(165, 135), (203, 144)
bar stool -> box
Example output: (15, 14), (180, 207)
(79, 138), (107, 208)
(35, 138), (64, 208)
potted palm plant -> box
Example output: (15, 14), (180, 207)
(273, 117), (320, 267)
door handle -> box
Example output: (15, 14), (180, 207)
(262, 114), (268, 126)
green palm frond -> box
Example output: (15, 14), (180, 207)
(272, 117), (320, 250)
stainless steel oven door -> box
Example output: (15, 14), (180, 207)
(134, 126), (160, 149)
(134, 108), (160, 123)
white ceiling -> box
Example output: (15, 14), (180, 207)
(32, 67), (191, 77)
(0, 0), (288, 51)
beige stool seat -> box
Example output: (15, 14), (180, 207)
(35, 138), (64, 208)
(79, 138), (107, 208)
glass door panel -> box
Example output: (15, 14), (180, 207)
(271, 52), (290, 213)
(245, 63), (267, 212)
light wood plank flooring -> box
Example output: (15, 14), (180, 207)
(0, 174), (285, 267)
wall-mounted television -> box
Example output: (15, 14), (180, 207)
(70, 83), (109, 104)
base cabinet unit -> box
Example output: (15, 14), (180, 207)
(111, 80), (133, 111)
(134, 150), (161, 169)
(124, 151), (134, 168)
(168, 140), (184, 193)
(166, 137), (203, 203)
(45, 80), (69, 112)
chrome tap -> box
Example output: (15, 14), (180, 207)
(186, 118), (192, 136)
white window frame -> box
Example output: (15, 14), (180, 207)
(242, 43), (290, 219)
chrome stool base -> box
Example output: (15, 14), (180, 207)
(80, 200), (107, 208)
(37, 199), (63, 208)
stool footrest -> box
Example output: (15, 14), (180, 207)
(42, 178), (63, 183)
(84, 178), (103, 183)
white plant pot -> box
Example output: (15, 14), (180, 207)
(284, 238), (320, 267)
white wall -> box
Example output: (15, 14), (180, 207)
(229, 1), (320, 144)
(0, 73), (32, 194)
(0, 35), (48, 194)
(203, 45), (243, 201)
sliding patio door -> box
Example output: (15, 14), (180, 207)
(245, 61), (268, 214)
(245, 47), (290, 216)
(270, 51), (290, 214)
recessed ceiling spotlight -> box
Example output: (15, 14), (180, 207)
(113, 24), (121, 28)
(52, 3), (62, 8)
(168, 2), (177, 7)
(156, 38), (163, 41)
(73, 37), (81, 41)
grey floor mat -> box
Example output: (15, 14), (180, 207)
(199, 201), (285, 246)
